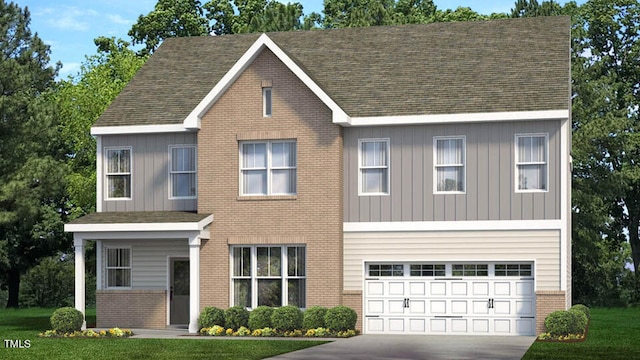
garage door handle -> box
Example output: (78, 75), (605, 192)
(365, 315), (380, 318)
(520, 316), (535, 319)
(435, 316), (463, 318)
(435, 278), (462, 280)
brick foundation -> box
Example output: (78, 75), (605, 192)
(343, 290), (363, 332)
(96, 290), (166, 328)
(536, 290), (566, 334)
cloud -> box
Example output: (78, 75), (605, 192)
(107, 14), (131, 25)
(44, 7), (99, 31)
(58, 62), (81, 78)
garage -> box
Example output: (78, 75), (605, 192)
(364, 262), (535, 335)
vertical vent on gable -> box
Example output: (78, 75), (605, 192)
(262, 80), (273, 117)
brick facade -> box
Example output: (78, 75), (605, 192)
(96, 290), (166, 328)
(535, 290), (567, 334)
(198, 48), (344, 311)
(343, 290), (363, 331)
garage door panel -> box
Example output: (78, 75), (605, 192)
(430, 282), (447, 295)
(493, 300), (511, 314)
(367, 281), (384, 296)
(473, 319), (489, 333)
(516, 319), (535, 334)
(430, 319), (447, 332)
(472, 300), (490, 314)
(409, 300), (426, 314)
(409, 282), (426, 295)
(389, 299), (406, 313)
(388, 318), (405, 332)
(409, 318), (427, 333)
(472, 282), (490, 295)
(516, 281), (534, 296)
(452, 282), (467, 295)
(516, 300), (534, 315)
(389, 282), (405, 295)
(367, 299), (384, 313)
(494, 282), (511, 295)
(494, 319), (511, 333)
(451, 300), (468, 314)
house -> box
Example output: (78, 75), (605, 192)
(64, 16), (571, 336)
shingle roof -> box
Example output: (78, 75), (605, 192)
(94, 16), (570, 127)
(67, 211), (211, 224)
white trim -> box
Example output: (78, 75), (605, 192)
(358, 138), (390, 196)
(515, 133), (549, 193)
(183, 33), (349, 129)
(64, 215), (213, 233)
(345, 110), (569, 127)
(91, 124), (188, 135)
(560, 117), (570, 294)
(96, 136), (103, 212)
(166, 256), (171, 326)
(343, 220), (563, 232)
(96, 240), (102, 290)
(73, 235), (86, 330)
(168, 144), (198, 200)
(104, 146), (133, 201)
(433, 136), (466, 194)
(239, 140), (297, 196)
(188, 236), (201, 333)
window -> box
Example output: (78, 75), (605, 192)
(434, 137), (465, 193)
(495, 264), (532, 277)
(410, 264), (446, 277)
(106, 147), (131, 199)
(231, 246), (305, 308)
(240, 141), (296, 195)
(263, 87), (272, 117)
(368, 264), (404, 277)
(359, 139), (389, 195)
(452, 264), (488, 276)
(106, 247), (131, 288)
(169, 145), (196, 198)
(516, 134), (548, 191)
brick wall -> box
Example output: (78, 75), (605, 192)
(198, 48), (343, 311)
(536, 290), (567, 334)
(96, 290), (166, 328)
(342, 291), (363, 331)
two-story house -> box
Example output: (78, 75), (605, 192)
(65, 16), (571, 336)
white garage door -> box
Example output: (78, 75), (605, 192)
(364, 263), (535, 335)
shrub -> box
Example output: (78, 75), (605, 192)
(248, 306), (273, 330)
(570, 304), (591, 320)
(271, 305), (303, 331)
(303, 306), (327, 329)
(198, 307), (225, 330)
(544, 310), (587, 337)
(20, 256), (74, 308)
(50, 307), (84, 333)
(224, 306), (249, 330)
(325, 306), (357, 331)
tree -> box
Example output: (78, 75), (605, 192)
(511, 0), (563, 17)
(0, 0), (66, 308)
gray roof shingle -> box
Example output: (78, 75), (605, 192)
(94, 16), (570, 127)
(67, 211), (211, 224)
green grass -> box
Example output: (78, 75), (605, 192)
(523, 307), (640, 360)
(0, 308), (328, 360)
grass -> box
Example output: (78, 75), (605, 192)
(0, 307), (328, 360)
(523, 307), (640, 360)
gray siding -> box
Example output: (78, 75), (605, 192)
(344, 120), (561, 222)
(101, 133), (197, 212)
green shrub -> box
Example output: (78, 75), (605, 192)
(20, 256), (74, 308)
(224, 306), (249, 330)
(303, 306), (327, 329)
(50, 307), (84, 333)
(271, 305), (303, 331)
(198, 307), (225, 330)
(544, 310), (588, 337)
(325, 306), (357, 331)
(248, 306), (273, 330)
(570, 304), (591, 320)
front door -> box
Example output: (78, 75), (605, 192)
(170, 259), (189, 325)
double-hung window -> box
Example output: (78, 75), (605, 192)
(106, 247), (131, 288)
(434, 136), (465, 193)
(106, 147), (131, 199)
(240, 141), (296, 195)
(169, 145), (197, 198)
(359, 139), (389, 195)
(231, 245), (306, 308)
(516, 134), (548, 191)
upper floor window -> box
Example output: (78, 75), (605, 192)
(359, 139), (389, 195)
(105, 147), (131, 199)
(106, 247), (131, 288)
(434, 136), (465, 193)
(516, 134), (548, 191)
(240, 140), (296, 195)
(169, 145), (197, 199)
(263, 87), (272, 117)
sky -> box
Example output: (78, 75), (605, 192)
(16, 0), (575, 78)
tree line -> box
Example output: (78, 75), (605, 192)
(1, 0), (639, 308)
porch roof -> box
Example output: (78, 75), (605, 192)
(64, 211), (213, 233)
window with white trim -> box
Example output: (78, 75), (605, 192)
(410, 264), (446, 277)
(495, 263), (532, 277)
(169, 145), (196, 198)
(240, 141), (296, 195)
(106, 247), (131, 288)
(516, 134), (548, 191)
(452, 264), (488, 276)
(263, 87), (272, 117)
(231, 245), (305, 308)
(359, 139), (389, 195)
(368, 264), (403, 277)
(105, 147), (131, 199)
(434, 137), (465, 193)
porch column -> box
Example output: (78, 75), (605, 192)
(188, 235), (201, 333)
(74, 235), (86, 330)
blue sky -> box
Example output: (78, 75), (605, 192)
(16, 0), (575, 78)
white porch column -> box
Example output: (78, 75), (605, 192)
(188, 235), (201, 334)
(74, 234), (86, 330)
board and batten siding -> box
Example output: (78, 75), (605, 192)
(101, 133), (197, 212)
(101, 239), (188, 290)
(344, 230), (561, 291)
(343, 120), (561, 222)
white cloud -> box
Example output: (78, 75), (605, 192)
(107, 14), (131, 25)
(58, 62), (81, 78)
(44, 7), (99, 31)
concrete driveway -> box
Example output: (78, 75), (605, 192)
(268, 335), (536, 360)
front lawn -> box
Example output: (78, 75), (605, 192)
(0, 308), (328, 360)
(523, 307), (640, 360)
